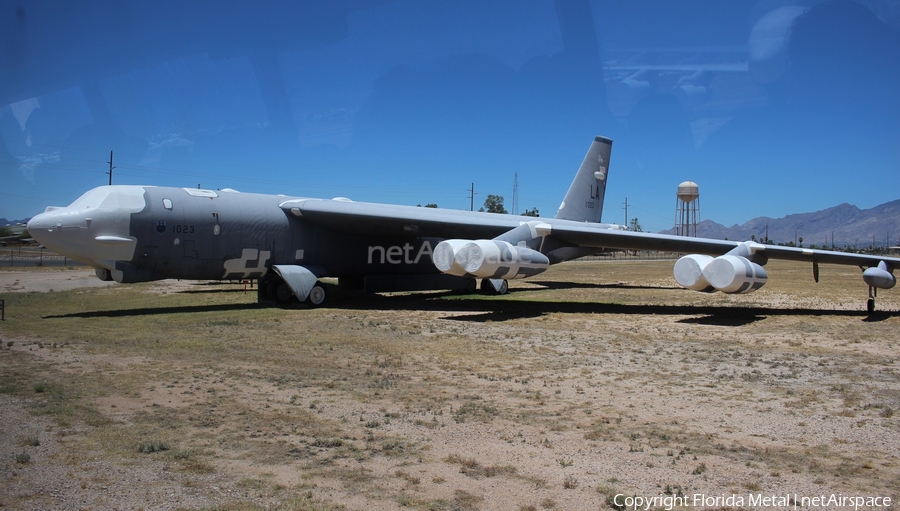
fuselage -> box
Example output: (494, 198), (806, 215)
(27, 185), (455, 283)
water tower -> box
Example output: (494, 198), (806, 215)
(675, 181), (700, 237)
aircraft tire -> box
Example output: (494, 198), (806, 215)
(480, 279), (509, 295)
(265, 279), (280, 300)
(306, 285), (326, 307)
(867, 298), (875, 314)
(276, 282), (294, 302)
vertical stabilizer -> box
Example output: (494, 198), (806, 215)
(554, 136), (612, 223)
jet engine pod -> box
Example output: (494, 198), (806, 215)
(673, 254), (715, 291)
(863, 262), (896, 289)
(432, 239), (549, 279)
(432, 239), (473, 277)
(701, 255), (768, 294)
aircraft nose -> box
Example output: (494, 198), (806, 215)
(26, 210), (59, 245)
(26, 208), (95, 258)
(27, 186), (145, 267)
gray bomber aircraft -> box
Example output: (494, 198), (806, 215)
(27, 137), (900, 312)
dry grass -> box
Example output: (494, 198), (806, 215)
(1, 259), (899, 509)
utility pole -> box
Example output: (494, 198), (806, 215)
(468, 183), (476, 211)
(106, 151), (115, 185)
(512, 173), (518, 216)
(622, 197), (629, 227)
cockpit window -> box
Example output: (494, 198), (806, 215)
(68, 187), (146, 211)
(163, 198), (173, 210)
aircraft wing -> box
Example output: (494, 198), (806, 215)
(284, 198), (900, 268)
(281, 199), (900, 267)
(543, 223), (900, 268)
(280, 199), (531, 239)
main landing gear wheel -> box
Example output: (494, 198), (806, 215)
(265, 279), (281, 301)
(480, 278), (509, 295)
(276, 282), (294, 302)
(306, 284), (326, 307)
(867, 298), (875, 314)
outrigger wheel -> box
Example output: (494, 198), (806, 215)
(306, 284), (326, 306)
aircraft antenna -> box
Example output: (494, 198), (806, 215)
(512, 173), (519, 215)
(106, 151), (115, 185)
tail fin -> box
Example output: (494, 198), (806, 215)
(554, 136), (612, 223)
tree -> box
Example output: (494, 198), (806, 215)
(424, 204), (438, 208)
(628, 217), (643, 232)
(482, 194), (507, 214)
(0, 226), (11, 238)
(521, 207), (539, 217)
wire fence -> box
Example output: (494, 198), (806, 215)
(3, 247), (88, 268)
(577, 251), (681, 262)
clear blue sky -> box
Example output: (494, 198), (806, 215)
(2, 0), (899, 233)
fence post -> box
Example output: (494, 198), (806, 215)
(1, 299), (5, 321)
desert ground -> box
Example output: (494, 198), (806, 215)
(0, 259), (898, 511)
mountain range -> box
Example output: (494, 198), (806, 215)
(660, 200), (900, 249)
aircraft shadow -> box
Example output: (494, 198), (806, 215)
(41, 292), (896, 324)
(177, 288), (254, 294)
(43, 303), (263, 319)
(677, 314), (766, 326)
(526, 281), (682, 291)
(331, 293), (895, 323)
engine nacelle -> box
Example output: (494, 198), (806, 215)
(432, 239), (550, 279)
(863, 261), (896, 289)
(703, 255), (768, 294)
(673, 254), (715, 291)
(674, 254), (767, 294)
